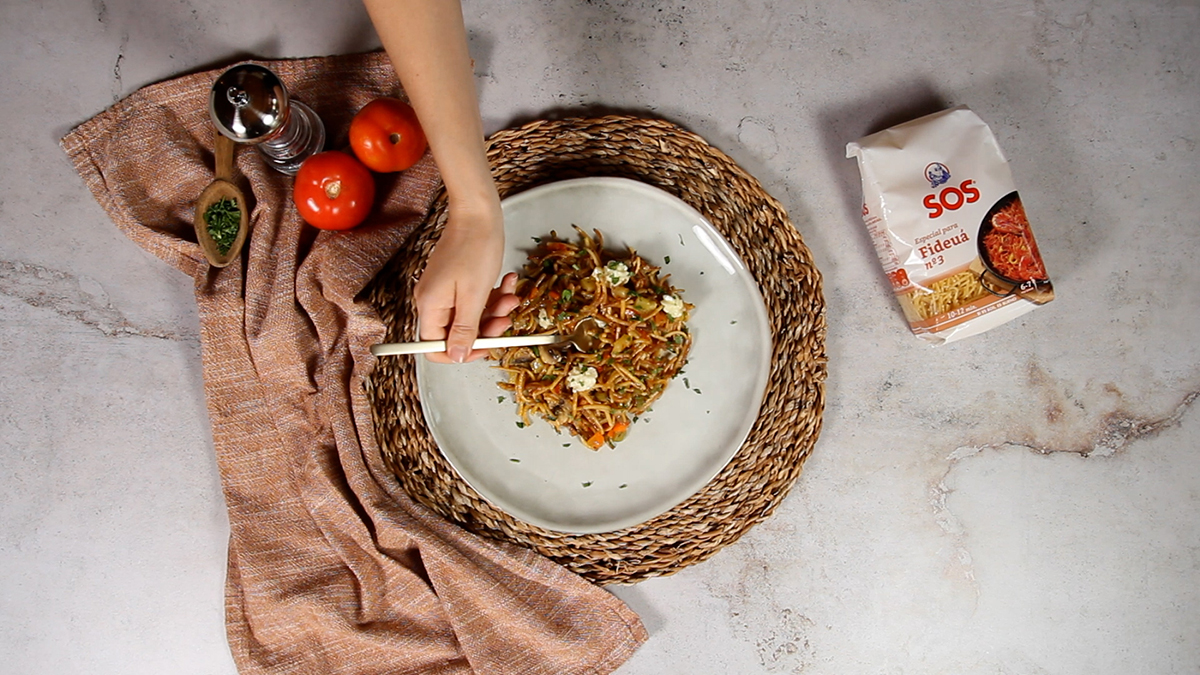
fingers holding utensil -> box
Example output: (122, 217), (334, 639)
(409, 272), (519, 364)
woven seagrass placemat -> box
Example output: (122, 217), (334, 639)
(365, 115), (826, 585)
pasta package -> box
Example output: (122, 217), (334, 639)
(846, 106), (1054, 344)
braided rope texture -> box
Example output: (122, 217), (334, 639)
(365, 115), (827, 584)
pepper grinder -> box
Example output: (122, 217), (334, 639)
(208, 63), (325, 176)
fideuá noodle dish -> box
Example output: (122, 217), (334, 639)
(413, 176), (773, 534)
(490, 226), (692, 450)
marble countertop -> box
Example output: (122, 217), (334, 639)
(2, 0), (1196, 672)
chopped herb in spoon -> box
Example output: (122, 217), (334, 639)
(204, 197), (241, 255)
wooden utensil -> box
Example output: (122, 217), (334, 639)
(193, 133), (249, 267)
(371, 317), (601, 357)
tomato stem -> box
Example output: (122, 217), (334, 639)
(325, 179), (342, 200)
(389, 132), (402, 145)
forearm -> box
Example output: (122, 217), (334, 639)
(364, 0), (511, 362)
(363, 0), (497, 214)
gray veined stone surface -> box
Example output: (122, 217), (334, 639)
(2, 0), (1197, 673)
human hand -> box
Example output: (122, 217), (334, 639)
(414, 200), (519, 363)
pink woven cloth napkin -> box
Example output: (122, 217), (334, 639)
(61, 52), (646, 675)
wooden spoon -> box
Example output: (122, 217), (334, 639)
(371, 317), (602, 357)
(193, 133), (249, 267)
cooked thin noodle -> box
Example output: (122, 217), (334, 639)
(489, 226), (692, 450)
(983, 197), (1047, 281)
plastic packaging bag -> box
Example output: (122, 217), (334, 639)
(846, 106), (1054, 344)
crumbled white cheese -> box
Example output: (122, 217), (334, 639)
(537, 308), (553, 329)
(592, 260), (632, 287)
(566, 365), (599, 393)
(661, 294), (685, 319)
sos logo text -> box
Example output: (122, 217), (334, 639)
(923, 162), (979, 219)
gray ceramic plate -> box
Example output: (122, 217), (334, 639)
(416, 177), (771, 534)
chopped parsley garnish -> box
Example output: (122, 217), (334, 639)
(203, 197), (240, 255)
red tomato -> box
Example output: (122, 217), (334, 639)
(349, 98), (428, 173)
(293, 151), (375, 230)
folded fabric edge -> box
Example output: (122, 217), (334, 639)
(60, 113), (208, 279)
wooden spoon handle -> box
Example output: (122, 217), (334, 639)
(214, 133), (235, 182)
(371, 334), (563, 356)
